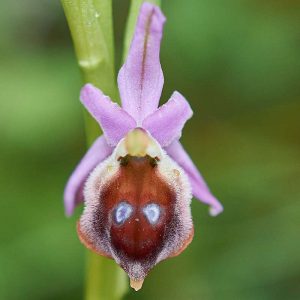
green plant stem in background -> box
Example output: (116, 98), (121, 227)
(61, 1), (126, 299)
(85, 253), (127, 300)
(61, 0), (118, 144)
(123, 0), (161, 61)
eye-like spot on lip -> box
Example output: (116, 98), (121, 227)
(143, 203), (161, 225)
(114, 202), (133, 225)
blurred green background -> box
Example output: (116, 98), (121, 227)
(0, 0), (299, 299)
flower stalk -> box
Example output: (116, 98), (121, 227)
(61, 0), (126, 299)
(61, 0), (117, 144)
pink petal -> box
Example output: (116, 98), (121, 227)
(118, 3), (166, 124)
(142, 91), (193, 147)
(80, 84), (136, 146)
(165, 140), (223, 216)
(64, 136), (113, 216)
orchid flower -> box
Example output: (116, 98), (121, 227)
(64, 2), (223, 290)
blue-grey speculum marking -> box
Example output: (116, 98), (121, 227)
(114, 202), (133, 224)
(143, 203), (160, 224)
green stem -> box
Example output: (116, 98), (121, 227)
(61, 0), (118, 143)
(85, 252), (127, 300)
(61, 1), (126, 299)
(122, 0), (161, 62)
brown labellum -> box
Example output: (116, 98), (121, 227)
(78, 129), (193, 290)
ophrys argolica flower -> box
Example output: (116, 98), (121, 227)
(64, 2), (223, 291)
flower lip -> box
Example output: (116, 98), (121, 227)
(79, 135), (194, 283)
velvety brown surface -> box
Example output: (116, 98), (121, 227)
(77, 221), (111, 258)
(101, 156), (175, 260)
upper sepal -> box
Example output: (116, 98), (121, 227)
(118, 3), (166, 123)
